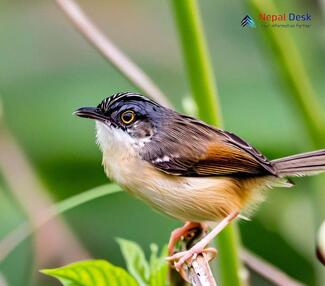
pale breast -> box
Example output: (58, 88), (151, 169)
(102, 147), (138, 186)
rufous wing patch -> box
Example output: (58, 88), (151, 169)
(192, 141), (270, 176)
(141, 111), (276, 177)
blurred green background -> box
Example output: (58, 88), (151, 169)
(0, 0), (324, 285)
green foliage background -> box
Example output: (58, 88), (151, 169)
(0, 0), (324, 285)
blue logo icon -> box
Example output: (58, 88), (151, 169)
(241, 15), (256, 28)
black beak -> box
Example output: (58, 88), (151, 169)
(73, 107), (108, 122)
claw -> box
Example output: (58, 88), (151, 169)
(174, 247), (217, 270)
(167, 247), (217, 274)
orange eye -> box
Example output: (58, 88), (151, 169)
(121, 110), (136, 125)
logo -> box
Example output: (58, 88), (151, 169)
(259, 12), (311, 22)
(241, 12), (312, 29)
(241, 15), (256, 28)
(259, 12), (312, 28)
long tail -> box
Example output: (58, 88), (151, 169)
(272, 149), (325, 177)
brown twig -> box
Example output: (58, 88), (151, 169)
(241, 248), (305, 286)
(189, 254), (217, 286)
(54, 0), (171, 108)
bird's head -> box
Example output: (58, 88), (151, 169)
(74, 92), (167, 152)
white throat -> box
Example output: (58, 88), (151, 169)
(95, 121), (138, 153)
(95, 121), (139, 184)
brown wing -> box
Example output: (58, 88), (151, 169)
(141, 113), (276, 177)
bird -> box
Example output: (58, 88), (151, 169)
(74, 91), (325, 273)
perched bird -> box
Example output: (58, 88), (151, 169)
(75, 92), (325, 271)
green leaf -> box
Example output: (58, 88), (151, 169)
(41, 259), (138, 286)
(149, 244), (168, 286)
(116, 238), (150, 286)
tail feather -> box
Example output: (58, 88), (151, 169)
(272, 149), (325, 177)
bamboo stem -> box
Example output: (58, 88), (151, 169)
(169, 0), (222, 126)
(170, 1), (242, 285)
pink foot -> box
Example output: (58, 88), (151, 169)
(168, 221), (206, 255)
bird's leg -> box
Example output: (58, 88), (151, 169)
(168, 221), (207, 255)
(167, 211), (239, 272)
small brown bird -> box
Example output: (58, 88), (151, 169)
(75, 92), (325, 271)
